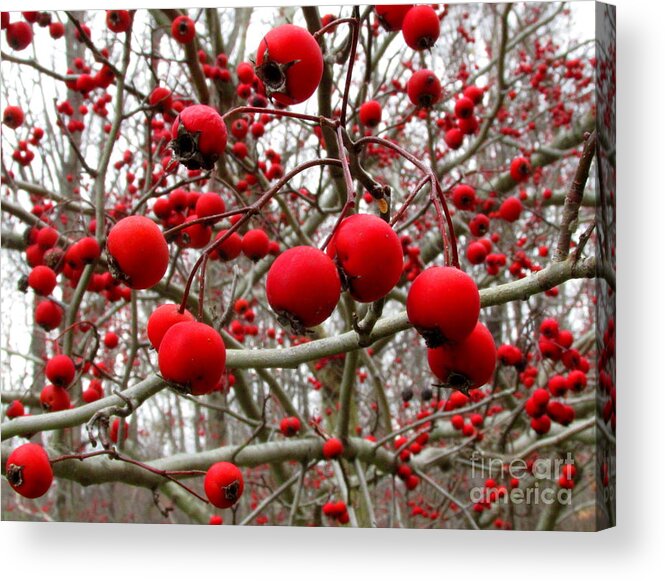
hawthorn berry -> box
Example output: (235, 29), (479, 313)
(204, 462), (244, 509)
(49, 21), (65, 39)
(509, 156), (531, 182)
(499, 197), (523, 222)
(106, 10), (132, 33)
(266, 246), (341, 331)
(6, 400), (25, 419)
(149, 87), (173, 113)
(469, 214), (490, 236)
(452, 184), (476, 211)
(326, 214), (403, 303)
(170, 104), (227, 170)
(322, 437), (344, 460)
(6, 21), (33, 51)
(209, 515), (224, 525)
(35, 300), (63, 331)
(5, 443), (53, 499)
(255, 24), (323, 106)
(445, 128), (464, 150)
(466, 241), (488, 265)
(27, 265), (57, 296)
(104, 331), (119, 349)
(40, 384), (71, 412)
(407, 266), (480, 347)
(3, 105), (24, 129)
(375, 5), (414, 31)
(407, 69), (442, 107)
(45, 354), (76, 387)
(171, 15), (195, 44)
(359, 100), (382, 127)
(109, 417), (129, 444)
(210, 229), (243, 261)
(158, 321), (226, 395)
(401, 5), (440, 50)
(279, 416), (301, 437)
(241, 228), (270, 261)
(106, 216), (169, 290)
(427, 322), (497, 393)
(195, 192), (226, 221)
(146, 303), (195, 349)
(454, 97), (475, 119)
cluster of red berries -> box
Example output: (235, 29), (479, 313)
(407, 266), (496, 393)
(266, 214), (403, 333)
(322, 500), (350, 524)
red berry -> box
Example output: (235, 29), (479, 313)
(147, 303), (195, 349)
(28, 265), (57, 296)
(236, 62), (255, 84)
(106, 10), (132, 33)
(540, 318), (559, 339)
(149, 87), (173, 112)
(170, 104), (227, 170)
(107, 216), (169, 290)
(407, 70), (442, 107)
(6, 21), (33, 51)
(463, 85), (484, 105)
(279, 416), (301, 437)
(266, 246), (341, 331)
(255, 24), (323, 106)
(104, 331), (119, 349)
(407, 266), (480, 347)
(6, 400), (25, 419)
(322, 437), (344, 460)
(171, 15), (195, 44)
(327, 214), (403, 303)
(109, 417), (129, 443)
(509, 156), (531, 182)
(158, 321), (226, 395)
(195, 192), (226, 221)
(45, 354), (76, 387)
(427, 322), (497, 393)
(209, 515), (224, 525)
(499, 197), (523, 222)
(445, 128), (464, 150)
(530, 414), (551, 435)
(49, 22), (65, 39)
(40, 384), (71, 412)
(359, 100), (382, 127)
(375, 5), (414, 31)
(3, 105), (24, 129)
(35, 300), (63, 331)
(241, 228), (270, 261)
(36, 227), (59, 249)
(210, 229), (243, 261)
(454, 97), (475, 119)
(401, 5), (440, 50)
(5, 443), (53, 499)
(469, 214), (490, 236)
(466, 241), (488, 265)
(204, 462), (244, 508)
(177, 215), (212, 249)
(452, 184), (476, 211)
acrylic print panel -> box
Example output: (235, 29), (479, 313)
(1, 2), (615, 531)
